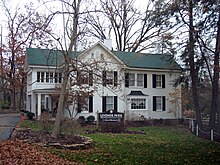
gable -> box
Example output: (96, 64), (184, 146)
(77, 42), (125, 67)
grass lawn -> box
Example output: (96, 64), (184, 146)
(19, 121), (220, 164)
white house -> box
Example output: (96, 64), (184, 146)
(24, 42), (182, 120)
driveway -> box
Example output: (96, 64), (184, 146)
(0, 113), (20, 141)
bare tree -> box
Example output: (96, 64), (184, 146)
(0, 0), (53, 110)
(85, 0), (179, 52)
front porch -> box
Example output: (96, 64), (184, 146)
(26, 89), (60, 119)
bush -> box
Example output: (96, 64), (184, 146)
(100, 122), (125, 133)
(86, 115), (95, 124)
(61, 118), (82, 135)
(27, 111), (35, 120)
(78, 116), (86, 124)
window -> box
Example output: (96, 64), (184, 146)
(137, 74), (143, 86)
(46, 72), (49, 82)
(78, 96), (93, 113)
(152, 74), (165, 88)
(41, 72), (44, 82)
(131, 98), (146, 109)
(77, 71), (93, 86)
(103, 71), (117, 86)
(106, 96), (114, 111)
(37, 71), (62, 83)
(156, 75), (162, 87)
(153, 96), (166, 111)
(54, 73), (58, 83)
(129, 73), (135, 86)
(125, 73), (147, 88)
(49, 72), (53, 83)
(58, 73), (62, 83)
(102, 96), (118, 112)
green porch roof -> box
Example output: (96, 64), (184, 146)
(26, 47), (181, 70)
(26, 48), (79, 67)
(112, 51), (181, 70)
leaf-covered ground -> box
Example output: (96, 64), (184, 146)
(0, 139), (78, 164)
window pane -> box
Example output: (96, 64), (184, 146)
(106, 96), (114, 110)
(50, 72), (53, 83)
(156, 97), (162, 110)
(46, 72), (49, 82)
(58, 73), (62, 83)
(41, 72), (44, 82)
(106, 71), (113, 85)
(54, 73), (58, 83)
(156, 75), (162, 87)
(137, 74), (143, 86)
(129, 73), (135, 86)
(131, 98), (146, 109)
(81, 98), (89, 112)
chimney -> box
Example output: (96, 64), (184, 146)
(103, 39), (112, 50)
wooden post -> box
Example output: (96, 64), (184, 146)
(96, 111), (99, 128)
(192, 119), (194, 132)
(211, 129), (213, 141)
(196, 125), (199, 136)
(124, 111), (126, 128)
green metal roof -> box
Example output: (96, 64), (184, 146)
(26, 47), (181, 70)
(26, 48), (79, 67)
(112, 51), (181, 70)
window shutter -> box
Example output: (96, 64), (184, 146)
(162, 96), (166, 111)
(153, 96), (156, 111)
(162, 75), (165, 88)
(102, 96), (106, 112)
(102, 71), (106, 86)
(144, 74), (147, 88)
(114, 71), (118, 86)
(77, 98), (81, 113)
(114, 96), (118, 112)
(152, 74), (156, 88)
(125, 73), (129, 87)
(89, 96), (93, 113)
(89, 70), (93, 86)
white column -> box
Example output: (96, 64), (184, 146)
(26, 95), (30, 111)
(37, 94), (41, 118)
(48, 95), (52, 112)
(31, 93), (36, 114)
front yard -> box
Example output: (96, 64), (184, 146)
(18, 121), (220, 164)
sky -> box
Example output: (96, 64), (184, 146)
(0, 0), (147, 49)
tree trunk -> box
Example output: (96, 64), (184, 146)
(188, 0), (202, 128)
(210, 9), (220, 131)
(51, 65), (69, 137)
(51, 0), (81, 137)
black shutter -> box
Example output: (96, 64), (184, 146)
(144, 74), (147, 88)
(89, 70), (93, 86)
(153, 96), (156, 111)
(125, 73), (129, 87)
(114, 96), (118, 112)
(102, 96), (106, 112)
(89, 96), (93, 113)
(77, 98), (81, 113)
(162, 75), (165, 88)
(152, 74), (156, 88)
(114, 71), (118, 86)
(102, 71), (106, 86)
(162, 96), (166, 111)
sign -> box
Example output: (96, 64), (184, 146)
(98, 110), (124, 122)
